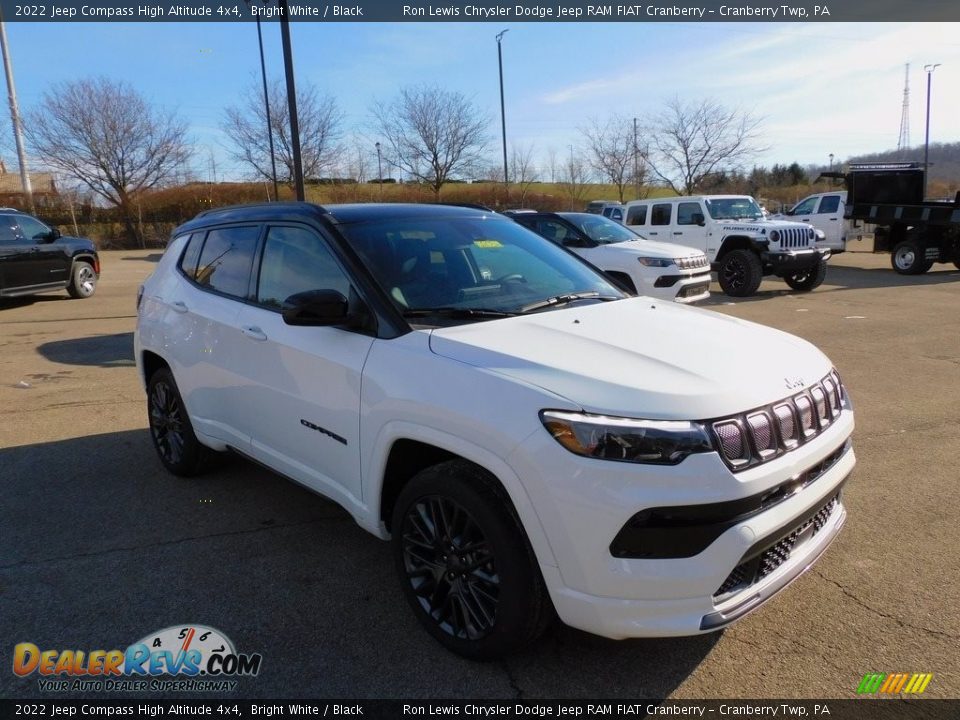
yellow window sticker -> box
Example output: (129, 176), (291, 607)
(473, 239), (503, 249)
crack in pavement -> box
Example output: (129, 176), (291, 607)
(501, 660), (524, 699)
(815, 570), (959, 641)
(0, 516), (353, 570)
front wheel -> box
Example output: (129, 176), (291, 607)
(783, 259), (828, 291)
(67, 260), (97, 298)
(891, 241), (933, 275)
(718, 249), (763, 297)
(392, 460), (553, 659)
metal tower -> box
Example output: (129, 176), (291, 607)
(897, 63), (911, 156)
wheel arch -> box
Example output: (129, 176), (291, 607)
(140, 350), (170, 390)
(369, 424), (558, 569)
(715, 235), (760, 263)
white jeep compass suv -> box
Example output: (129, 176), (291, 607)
(135, 203), (855, 659)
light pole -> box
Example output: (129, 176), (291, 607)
(278, 0), (304, 200)
(375, 141), (383, 201)
(496, 29), (509, 198)
(923, 63), (940, 199)
(828, 153), (834, 184)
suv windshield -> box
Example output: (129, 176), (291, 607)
(561, 213), (643, 245)
(340, 214), (623, 321)
(704, 198), (764, 221)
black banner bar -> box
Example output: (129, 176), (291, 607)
(0, 0), (958, 22)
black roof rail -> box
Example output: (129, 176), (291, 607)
(195, 200), (329, 218)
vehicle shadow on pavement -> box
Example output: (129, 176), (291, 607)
(36, 332), (135, 368)
(0, 295), (68, 310)
(1, 429), (720, 700)
(121, 253), (163, 263)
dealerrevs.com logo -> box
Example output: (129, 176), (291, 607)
(12, 625), (262, 693)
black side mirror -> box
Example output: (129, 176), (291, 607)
(692, 213), (706, 227)
(282, 289), (350, 326)
(49, 227), (62, 240)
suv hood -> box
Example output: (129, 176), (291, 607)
(605, 238), (703, 259)
(428, 298), (831, 420)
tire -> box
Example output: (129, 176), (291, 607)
(891, 241), (933, 275)
(67, 260), (97, 298)
(718, 249), (763, 297)
(391, 460), (554, 659)
(147, 367), (215, 477)
(783, 259), (828, 292)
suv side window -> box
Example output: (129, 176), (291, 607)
(625, 205), (647, 225)
(818, 196), (841, 213)
(651, 204), (672, 226)
(0, 214), (22, 243)
(676, 202), (703, 226)
(256, 225), (351, 309)
(195, 225), (260, 299)
(16, 215), (52, 241)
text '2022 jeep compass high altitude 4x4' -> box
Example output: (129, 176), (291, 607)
(135, 202), (855, 659)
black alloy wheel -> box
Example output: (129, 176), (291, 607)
(147, 367), (214, 476)
(718, 249), (762, 297)
(400, 494), (499, 641)
(392, 460), (554, 659)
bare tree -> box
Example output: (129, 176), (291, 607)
(546, 146), (558, 184)
(559, 151), (591, 206)
(371, 85), (488, 197)
(645, 98), (765, 195)
(581, 115), (642, 203)
(223, 78), (343, 188)
(26, 77), (190, 247)
(510, 143), (539, 206)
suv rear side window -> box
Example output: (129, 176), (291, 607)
(195, 226), (260, 299)
(625, 206), (647, 225)
(256, 226), (351, 309)
(651, 204), (672, 226)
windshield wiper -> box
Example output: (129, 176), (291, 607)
(401, 307), (517, 319)
(519, 292), (619, 314)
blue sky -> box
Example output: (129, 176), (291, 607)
(2, 21), (958, 182)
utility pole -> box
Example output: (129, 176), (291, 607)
(923, 63), (940, 200)
(278, 0), (304, 201)
(633, 117), (639, 200)
(496, 30), (509, 199)
(0, 16), (33, 213)
(254, 6), (279, 201)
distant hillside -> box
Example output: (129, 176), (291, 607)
(846, 142), (960, 183)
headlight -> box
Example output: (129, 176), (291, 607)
(808, 228), (816, 240)
(540, 410), (714, 465)
(769, 230), (780, 242)
(637, 257), (673, 267)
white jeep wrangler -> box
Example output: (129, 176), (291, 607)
(623, 195), (831, 297)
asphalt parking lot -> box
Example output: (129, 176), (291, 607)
(1, 249), (958, 700)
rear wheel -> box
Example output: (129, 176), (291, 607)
(392, 460), (553, 659)
(891, 241), (933, 275)
(67, 261), (97, 298)
(147, 367), (215, 476)
(718, 249), (763, 297)
(783, 259), (828, 291)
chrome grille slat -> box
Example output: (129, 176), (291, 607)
(711, 372), (848, 471)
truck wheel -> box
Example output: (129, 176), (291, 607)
(66, 261), (97, 298)
(147, 367), (216, 477)
(891, 241), (933, 275)
(718, 249), (763, 297)
(784, 259), (827, 292)
(392, 460), (553, 659)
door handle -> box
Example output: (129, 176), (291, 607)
(170, 300), (188, 314)
(673, 232), (683, 235)
(241, 325), (268, 342)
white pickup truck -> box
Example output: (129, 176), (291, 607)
(623, 195), (832, 297)
(774, 191), (848, 254)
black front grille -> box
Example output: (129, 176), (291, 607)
(709, 370), (847, 472)
(713, 493), (840, 600)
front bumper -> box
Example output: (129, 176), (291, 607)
(509, 407), (854, 639)
(763, 248), (831, 274)
(650, 270), (712, 304)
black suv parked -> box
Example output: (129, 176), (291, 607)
(0, 210), (99, 299)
